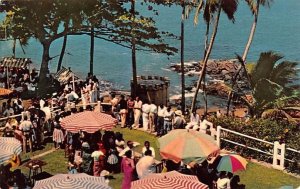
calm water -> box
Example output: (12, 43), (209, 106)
(0, 0), (299, 96)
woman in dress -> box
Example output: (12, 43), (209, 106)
(121, 150), (135, 189)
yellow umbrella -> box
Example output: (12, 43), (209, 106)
(0, 88), (13, 96)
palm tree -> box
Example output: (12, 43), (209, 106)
(180, 0), (186, 113)
(226, 0), (273, 115)
(131, 0), (138, 97)
(240, 51), (300, 118)
(191, 0), (238, 112)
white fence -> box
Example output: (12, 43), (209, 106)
(210, 126), (300, 171)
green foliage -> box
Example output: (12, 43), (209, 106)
(210, 116), (300, 173)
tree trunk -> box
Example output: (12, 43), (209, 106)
(226, 1), (259, 115)
(38, 41), (51, 97)
(180, 1), (185, 113)
(90, 26), (94, 75)
(131, 0), (137, 97)
(57, 35), (67, 72)
(18, 39), (26, 55)
(203, 21), (210, 116)
(191, 2), (222, 112)
(12, 39), (16, 58)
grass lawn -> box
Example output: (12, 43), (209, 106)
(18, 126), (300, 189)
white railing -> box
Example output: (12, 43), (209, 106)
(212, 126), (300, 171)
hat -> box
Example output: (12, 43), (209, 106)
(175, 110), (182, 116)
(82, 142), (90, 149)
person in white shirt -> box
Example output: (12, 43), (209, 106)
(142, 101), (150, 131)
(132, 96), (142, 129)
(142, 141), (155, 158)
(149, 103), (157, 133)
(185, 111), (200, 130)
(136, 150), (155, 179)
(19, 115), (33, 152)
(163, 106), (173, 134)
(199, 116), (213, 134)
(217, 172), (231, 189)
(157, 104), (166, 136)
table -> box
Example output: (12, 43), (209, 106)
(23, 159), (47, 184)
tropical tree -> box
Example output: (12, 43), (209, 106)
(240, 51), (300, 119)
(226, 0), (273, 115)
(1, 0), (177, 97)
(190, 0), (239, 112)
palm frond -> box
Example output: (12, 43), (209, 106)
(221, 0), (238, 22)
(251, 51), (283, 86)
(270, 61), (299, 86)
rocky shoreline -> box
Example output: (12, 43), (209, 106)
(170, 59), (249, 98)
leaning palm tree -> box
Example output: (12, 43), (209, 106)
(191, 0), (239, 112)
(226, 0), (273, 115)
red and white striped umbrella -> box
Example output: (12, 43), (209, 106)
(61, 111), (117, 133)
(33, 173), (111, 189)
(131, 171), (208, 189)
(0, 137), (22, 165)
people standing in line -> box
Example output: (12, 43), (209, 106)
(121, 150), (135, 189)
(142, 101), (150, 131)
(126, 96), (135, 128)
(149, 102), (157, 133)
(119, 95), (128, 128)
(199, 115), (213, 134)
(173, 110), (185, 129)
(185, 111), (200, 130)
(110, 93), (120, 121)
(132, 96), (142, 129)
(157, 104), (166, 137)
(163, 106), (173, 135)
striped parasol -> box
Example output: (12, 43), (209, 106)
(158, 129), (219, 164)
(131, 171), (208, 189)
(33, 173), (111, 189)
(0, 88), (13, 96)
(217, 154), (248, 173)
(0, 137), (22, 165)
(61, 111), (117, 133)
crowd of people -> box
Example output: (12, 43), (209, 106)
(0, 66), (39, 93)
(109, 94), (216, 137)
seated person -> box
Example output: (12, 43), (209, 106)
(217, 171), (231, 189)
(185, 111), (200, 130)
(199, 116), (213, 134)
(142, 141), (155, 158)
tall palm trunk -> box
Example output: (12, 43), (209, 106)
(57, 35), (67, 72)
(203, 22), (210, 116)
(131, 0), (137, 97)
(180, 1), (185, 113)
(226, 1), (260, 115)
(90, 26), (94, 75)
(18, 39), (26, 55)
(191, 1), (222, 112)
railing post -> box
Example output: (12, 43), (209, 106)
(272, 141), (285, 170)
(98, 101), (102, 112)
(216, 126), (221, 148)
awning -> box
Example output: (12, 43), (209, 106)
(0, 57), (32, 68)
(53, 66), (80, 84)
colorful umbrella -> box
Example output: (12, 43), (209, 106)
(61, 111), (117, 133)
(131, 171), (208, 189)
(217, 154), (248, 173)
(0, 88), (13, 96)
(158, 129), (219, 164)
(0, 137), (22, 165)
(33, 173), (111, 189)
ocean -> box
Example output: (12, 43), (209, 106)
(0, 0), (299, 102)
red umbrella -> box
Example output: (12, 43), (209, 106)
(131, 171), (208, 189)
(61, 111), (117, 133)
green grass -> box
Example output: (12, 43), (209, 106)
(18, 126), (300, 189)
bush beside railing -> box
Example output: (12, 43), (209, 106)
(211, 117), (300, 174)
